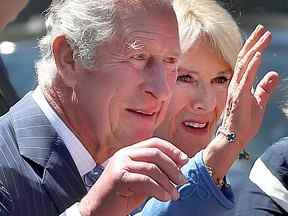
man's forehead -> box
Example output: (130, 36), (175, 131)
(116, 1), (179, 56)
(116, 0), (173, 16)
(118, 32), (180, 58)
(116, 0), (172, 7)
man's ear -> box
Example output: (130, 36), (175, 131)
(52, 35), (77, 88)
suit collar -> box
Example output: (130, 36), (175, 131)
(32, 87), (96, 177)
(9, 92), (87, 211)
(42, 136), (87, 211)
(10, 92), (57, 167)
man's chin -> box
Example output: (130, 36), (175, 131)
(122, 130), (154, 146)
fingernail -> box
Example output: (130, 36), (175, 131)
(178, 173), (187, 184)
(256, 24), (264, 31)
(180, 152), (188, 161)
(261, 31), (272, 41)
(164, 192), (172, 201)
(255, 52), (261, 58)
(172, 190), (180, 201)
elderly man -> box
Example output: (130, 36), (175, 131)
(0, 0), (189, 216)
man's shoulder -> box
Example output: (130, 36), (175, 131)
(260, 137), (288, 168)
(262, 137), (288, 159)
(259, 137), (288, 187)
(0, 94), (36, 162)
(0, 111), (20, 163)
(0, 112), (16, 145)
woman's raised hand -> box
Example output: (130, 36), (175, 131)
(221, 25), (279, 147)
(203, 25), (279, 181)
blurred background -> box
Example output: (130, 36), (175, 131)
(0, 0), (287, 197)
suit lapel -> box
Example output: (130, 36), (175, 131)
(42, 137), (87, 212)
(9, 93), (86, 212)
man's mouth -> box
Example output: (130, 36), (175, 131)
(126, 109), (156, 117)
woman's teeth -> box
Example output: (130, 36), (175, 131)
(184, 121), (207, 128)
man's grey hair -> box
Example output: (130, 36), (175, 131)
(36, 0), (117, 88)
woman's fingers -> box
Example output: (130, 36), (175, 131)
(238, 25), (266, 59)
(254, 71), (279, 108)
(240, 52), (262, 89)
(234, 31), (272, 84)
(124, 160), (180, 200)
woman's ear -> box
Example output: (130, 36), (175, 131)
(52, 35), (77, 88)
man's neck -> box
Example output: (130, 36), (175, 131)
(43, 84), (115, 164)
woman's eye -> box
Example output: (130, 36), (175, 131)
(177, 74), (194, 83)
(213, 76), (230, 85)
(132, 53), (148, 61)
(163, 56), (178, 64)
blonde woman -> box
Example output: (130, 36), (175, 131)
(139, 0), (279, 215)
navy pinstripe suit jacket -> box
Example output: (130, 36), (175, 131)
(0, 93), (87, 215)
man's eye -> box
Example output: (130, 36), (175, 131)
(213, 77), (230, 85)
(132, 53), (148, 60)
(177, 74), (194, 83)
(163, 57), (178, 64)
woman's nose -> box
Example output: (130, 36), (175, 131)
(191, 85), (216, 113)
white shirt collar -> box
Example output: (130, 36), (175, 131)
(32, 87), (96, 177)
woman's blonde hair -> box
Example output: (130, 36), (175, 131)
(173, 0), (243, 68)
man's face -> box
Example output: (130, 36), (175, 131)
(0, 0), (29, 29)
(71, 7), (180, 154)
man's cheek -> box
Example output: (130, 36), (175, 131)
(168, 72), (178, 91)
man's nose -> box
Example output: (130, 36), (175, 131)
(191, 85), (216, 113)
(142, 59), (174, 101)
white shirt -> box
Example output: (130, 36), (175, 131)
(32, 87), (95, 216)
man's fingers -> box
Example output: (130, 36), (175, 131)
(254, 71), (279, 108)
(125, 160), (179, 200)
(119, 172), (173, 202)
(129, 147), (187, 185)
(132, 137), (188, 167)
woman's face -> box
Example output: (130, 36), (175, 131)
(155, 38), (232, 157)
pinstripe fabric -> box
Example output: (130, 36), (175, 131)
(0, 93), (86, 216)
